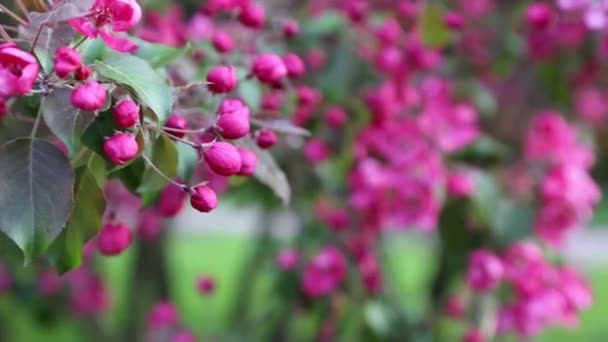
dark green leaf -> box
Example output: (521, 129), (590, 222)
(95, 54), (174, 124)
(176, 142), (199, 182)
(42, 88), (97, 157)
(0, 138), (75, 263)
(238, 79), (262, 112)
(133, 39), (192, 68)
(237, 137), (291, 204)
(420, 5), (451, 48)
(48, 160), (106, 273)
(137, 135), (178, 193)
(80, 38), (108, 65)
(81, 111), (116, 156)
(303, 11), (344, 36)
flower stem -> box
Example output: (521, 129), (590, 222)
(140, 153), (186, 189)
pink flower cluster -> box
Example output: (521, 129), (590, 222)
(301, 246), (347, 298)
(348, 77), (479, 232)
(464, 242), (592, 338)
(557, 0), (608, 30)
(525, 111), (601, 246)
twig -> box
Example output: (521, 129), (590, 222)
(14, 0), (29, 23)
(0, 24), (17, 32)
(140, 153), (186, 189)
(72, 36), (88, 49)
(0, 26), (12, 42)
(0, 4), (28, 26)
(29, 23), (44, 53)
(30, 108), (42, 138)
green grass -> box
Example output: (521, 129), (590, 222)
(2, 231), (607, 341)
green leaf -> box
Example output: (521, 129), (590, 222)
(95, 54), (173, 124)
(469, 170), (502, 226)
(137, 135), (178, 194)
(303, 11), (344, 36)
(176, 142), (199, 182)
(42, 88), (97, 157)
(133, 39), (192, 68)
(48, 159), (106, 273)
(238, 79), (262, 112)
(80, 38), (108, 65)
(0, 138), (75, 263)
(81, 111), (116, 156)
(109, 158), (146, 194)
(420, 5), (451, 48)
(237, 137), (291, 204)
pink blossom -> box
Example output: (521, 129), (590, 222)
(69, 0), (142, 52)
(301, 246), (347, 298)
(0, 44), (39, 97)
(466, 249), (504, 291)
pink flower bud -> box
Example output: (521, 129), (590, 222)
(54, 46), (82, 78)
(212, 31), (234, 53)
(304, 139), (330, 163)
(256, 129), (277, 149)
(261, 91), (283, 111)
(282, 19), (299, 39)
(276, 249), (298, 271)
(97, 223), (132, 256)
(463, 329), (485, 342)
(345, 0), (368, 23)
(467, 249), (504, 291)
(375, 19), (402, 46)
(238, 3), (265, 29)
(324, 106), (347, 128)
(306, 48), (327, 71)
(447, 171), (474, 198)
(283, 53), (305, 79)
(75, 65), (93, 81)
(301, 246), (347, 298)
(38, 268), (63, 297)
(252, 54), (287, 84)
(445, 296), (466, 319)
(172, 331), (197, 342)
(197, 275), (216, 295)
(103, 133), (139, 165)
(526, 3), (554, 30)
(137, 209), (162, 240)
(444, 12), (465, 30)
(0, 97), (6, 119)
(157, 182), (187, 217)
(216, 115), (250, 140)
(296, 86), (321, 107)
(0, 263), (11, 294)
(218, 98), (251, 118)
(204, 142), (242, 176)
(374, 46), (404, 74)
(237, 148), (257, 176)
(216, 99), (250, 140)
(71, 81), (107, 111)
(112, 99), (140, 128)
(207, 65), (237, 94)
(164, 114), (188, 139)
(190, 186), (218, 213)
(147, 301), (178, 329)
